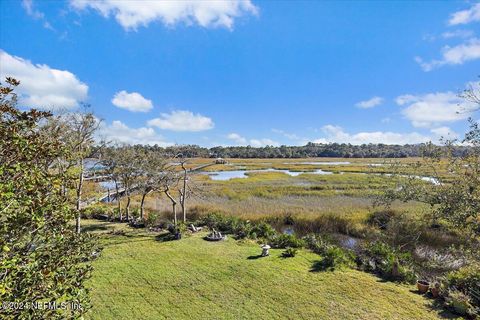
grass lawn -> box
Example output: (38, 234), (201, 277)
(84, 220), (452, 320)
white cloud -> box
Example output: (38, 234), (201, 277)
(396, 91), (477, 127)
(381, 117), (391, 124)
(430, 126), (459, 140)
(70, 0), (258, 30)
(227, 133), (247, 144)
(415, 38), (480, 71)
(111, 90), (153, 112)
(313, 125), (431, 145)
(22, 0), (43, 19)
(148, 110), (214, 132)
(249, 138), (279, 147)
(448, 3), (480, 26)
(441, 29), (474, 39)
(226, 133), (279, 147)
(98, 120), (172, 146)
(0, 50), (88, 109)
(355, 96), (384, 109)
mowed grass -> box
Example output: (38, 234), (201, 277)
(85, 220), (447, 320)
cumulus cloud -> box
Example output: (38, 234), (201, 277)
(313, 125), (431, 145)
(227, 133), (247, 144)
(226, 133), (279, 147)
(430, 126), (459, 140)
(0, 50), (88, 109)
(396, 91), (477, 127)
(415, 38), (480, 71)
(355, 96), (384, 109)
(148, 110), (214, 132)
(98, 120), (172, 146)
(249, 138), (279, 147)
(111, 90), (153, 112)
(448, 3), (480, 26)
(70, 0), (258, 30)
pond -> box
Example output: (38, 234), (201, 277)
(285, 161), (351, 165)
(203, 168), (333, 181)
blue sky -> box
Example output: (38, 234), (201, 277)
(1, 0), (479, 147)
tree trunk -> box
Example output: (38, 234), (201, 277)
(140, 191), (149, 220)
(114, 179), (122, 221)
(125, 190), (131, 222)
(164, 186), (177, 226)
(75, 158), (84, 233)
(181, 163), (187, 222)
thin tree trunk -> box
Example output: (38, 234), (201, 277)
(114, 179), (122, 221)
(125, 188), (131, 222)
(181, 163), (187, 222)
(75, 158), (84, 233)
(164, 186), (177, 226)
(140, 190), (150, 220)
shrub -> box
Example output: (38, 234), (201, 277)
(145, 212), (159, 227)
(367, 210), (397, 230)
(303, 234), (332, 255)
(357, 241), (416, 283)
(318, 246), (355, 271)
(270, 234), (305, 249)
(445, 264), (480, 307)
(250, 221), (277, 239)
(282, 247), (298, 258)
(446, 290), (477, 317)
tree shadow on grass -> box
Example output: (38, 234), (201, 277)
(247, 255), (263, 260)
(155, 232), (177, 242)
(426, 299), (461, 319)
(82, 223), (109, 232)
(309, 260), (332, 272)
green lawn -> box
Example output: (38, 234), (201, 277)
(85, 220), (451, 320)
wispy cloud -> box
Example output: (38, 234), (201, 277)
(355, 96), (384, 109)
(227, 133), (279, 147)
(22, 0), (55, 31)
(313, 125), (431, 145)
(448, 3), (480, 26)
(415, 38), (480, 71)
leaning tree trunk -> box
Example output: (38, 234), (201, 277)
(140, 189), (151, 221)
(75, 158), (84, 233)
(164, 186), (177, 226)
(125, 187), (131, 222)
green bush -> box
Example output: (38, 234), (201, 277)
(367, 210), (397, 230)
(446, 290), (477, 317)
(445, 264), (480, 307)
(357, 241), (416, 283)
(318, 246), (355, 271)
(250, 221), (277, 239)
(303, 234), (332, 255)
(282, 247), (298, 258)
(145, 212), (159, 227)
(270, 234), (305, 249)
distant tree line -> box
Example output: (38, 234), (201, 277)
(121, 142), (471, 159)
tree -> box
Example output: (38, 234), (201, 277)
(47, 108), (100, 233)
(0, 78), (100, 319)
(377, 85), (480, 237)
(137, 149), (167, 221)
(116, 146), (142, 221)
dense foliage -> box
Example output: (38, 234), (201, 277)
(0, 78), (100, 319)
(114, 142), (471, 159)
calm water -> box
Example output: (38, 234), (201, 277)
(204, 168), (333, 181)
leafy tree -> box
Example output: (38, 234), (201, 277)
(0, 78), (100, 319)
